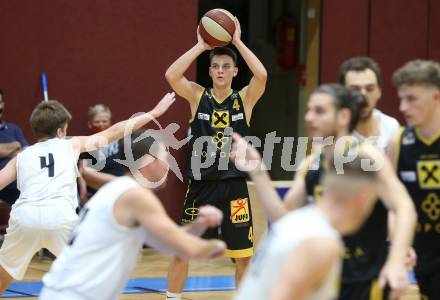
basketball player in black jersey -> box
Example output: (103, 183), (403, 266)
(235, 84), (416, 300)
(387, 60), (440, 300)
(164, 19), (267, 300)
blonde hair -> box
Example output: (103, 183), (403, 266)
(87, 104), (112, 122)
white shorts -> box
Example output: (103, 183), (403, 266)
(39, 286), (89, 300)
(0, 204), (77, 280)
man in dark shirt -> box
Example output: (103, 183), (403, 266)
(0, 89), (28, 204)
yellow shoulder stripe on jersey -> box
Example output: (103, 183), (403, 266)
(238, 90), (251, 127)
(189, 88), (206, 124)
(415, 127), (440, 146)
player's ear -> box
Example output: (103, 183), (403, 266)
(233, 67), (238, 77)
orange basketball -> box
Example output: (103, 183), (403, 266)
(199, 9), (236, 47)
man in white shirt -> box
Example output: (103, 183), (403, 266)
(338, 57), (400, 151)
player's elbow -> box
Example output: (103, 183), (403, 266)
(165, 69), (178, 84)
(255, 69), (268, 84)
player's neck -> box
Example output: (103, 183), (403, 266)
(355, 114), (378, 137)
(211, 86), (232, 101)
(416, 115), (440, 139)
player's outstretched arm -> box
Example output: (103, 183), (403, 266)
(184, 205), (224, 236)
(164, 28), (208, 110)
(0, 157), (17, 191)
(268, 237), (341, 300)
(71, 92), (175, 157)
(230, 133), (289, 223)
(233, 18), (267, 110)
(119, 188), (226, 260)
(360, 145), (416, 296)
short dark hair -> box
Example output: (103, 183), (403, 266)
(209, 47), (238, 66)
(118, 129), (158, 172)
(338, 57), (382, 86)
(0, 89), (4, 97)
(30, 100), (72, 139)
(393, 60), (440, 89)
(313, 84), (366, 132)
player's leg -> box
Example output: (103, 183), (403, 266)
(166, 180), (213, 299)
(221, 178), (254, 286)
(166, 256), (189, 298)
(43, 205), (77, 256)
(0, 206), (42, 293)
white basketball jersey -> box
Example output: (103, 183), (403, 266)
(15, 138), (79, 209)
(354, 109), (400, 151)
(42, 176), (145, 300)
(235, 206), (341, 300)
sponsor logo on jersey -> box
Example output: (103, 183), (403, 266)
(211, 110), (230, 128)
(230, 198), (250, 224)
(400, 171), (417, 182)
(417, 160), (440, 189)
(197, 113), (210, 121)
(232, 113), (244, 122)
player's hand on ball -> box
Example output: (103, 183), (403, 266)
(230, 133), (263, 174)
(232, 17), (241, 45)
(196, 205), (223, 228)
(151, 92), (176, 118)
(197, 26), (214, 51)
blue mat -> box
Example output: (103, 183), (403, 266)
(2, 275), (236, 298)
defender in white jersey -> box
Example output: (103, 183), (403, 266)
(0, 92), (176, 293)
(40, 130), (226, 300)
(231, 135), (384, 300)
(338, 57), (400, 151)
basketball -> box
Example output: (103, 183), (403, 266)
(199, 9), (236, 47)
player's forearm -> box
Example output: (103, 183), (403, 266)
(386, 185), (416, 262)
(183, 220), (207, 237)
(82, 167), (116, 190)
(0, 142), (20, 158)
(101, 111), (155, 144)
(165, 44), (205, 82)
(233, 40), (267, 82)
(249, 166), (288, 223)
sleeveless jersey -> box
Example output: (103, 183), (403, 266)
(396, 127), (440, 275)
(15, 138), (79, 210)
(187, 88), (249, 180)
(42, 176), (145, 299)
(235, 206), (340, 300)
(305, 153), (388, 283)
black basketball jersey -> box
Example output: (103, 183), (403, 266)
(304, 153), (388, 283)
(397, 127), (440, 275)
(187, 88), (249, 180)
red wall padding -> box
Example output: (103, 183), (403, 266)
(321, 0), (435, 124)
(369, 0), (428, 122)
(320, 0), (369, 83)
(428, 0), (440, 61)
(0, 0), (198, 220)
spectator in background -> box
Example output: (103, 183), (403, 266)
(79, 104), (124, 201)
(0, 89), (28, 204)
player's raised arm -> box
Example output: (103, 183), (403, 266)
(233, 18), (267, 110)
(360, 144), (416, 294)
(230, 133), (288, 223)
(164, 28), (208, 109)
(71, 92), (175, 156)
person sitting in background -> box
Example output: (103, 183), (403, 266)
(79, 104), (124, 201)
(0, 89), (28, 205)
